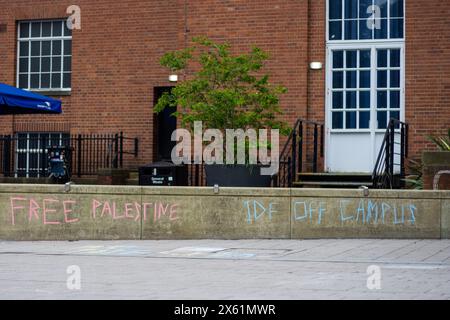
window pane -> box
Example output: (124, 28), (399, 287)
(390, 18), (404, 39)
(360, 50), (371, 68)
(41, 41), (51, 56)
(359, 19), (372, 39)
(18, 74), (28, 88)
(390, 91), (400, 109)
(333, 112), (344, 129)
(53, 134), (61, 146)
(333, 71), (344, 89)
(52, 21), (62, 36)
(346, 91), (357, 109)
(346, 112), (357, 129)
(42, 22), (52, 37)
(63, 57), (71, 72)
(390, 0), (404, 18)
(359, 0), (372, 19)
(19, 23), (30, 38)
(19, 42), (29, 57)
(344, 20), (358, 40)
(378, 50), (388, 67)
(30, 74), (39, 89)
(41, 57), (50, 72)
(346, 71), (357, 88)
(377, 91), (388, 108)
(360, 112), (370, 129)
(19, 58), (28, 73)
(360, 91), (370, 108)
(374, 19), (388, 39)
(333, 51), (344, 69)
(346, 50), (357, 68)
(51, 73), (61, 88)
(390, 49), (401, 67)
(333, 92), (344, 109)
(30, 57), (40, 73)
(390, 70), (400, 88)
(63, 73), (71, 89)
(390, 111), (400, 122)
(64, 23), (72, 36)
(329, 21), (342, 40)
(31, 42), (40, 56)
(360, 71), (370, 88)
(52, 40), (62, 55)
(64, 40), (72, 55)
(377, 70), (387, 88)
(41, 73), (50, 88)
(344, 0), (358, 19)
(31, 22), (41, 37)
(374, 0), (388, 18)
(377, 111), (388, 129)
(52, 57), (62, 72)
(330, 0), (343, 20)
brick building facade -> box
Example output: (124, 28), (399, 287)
(0, 0), (448, 176)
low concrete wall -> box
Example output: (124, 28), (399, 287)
(0, 184), (448, 241)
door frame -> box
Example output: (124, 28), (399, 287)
(324, 42), (405, 172)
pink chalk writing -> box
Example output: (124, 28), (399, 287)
(63, 200), (79, 224)
(43, 199), (61, 225)
(9, 196), (181, 226)
(92, 200), (179, 223)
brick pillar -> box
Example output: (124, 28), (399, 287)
(422, 152), (450, 190)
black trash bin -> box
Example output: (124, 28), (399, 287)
(47, 146), (73, 183)
(139, 161), (188, 186)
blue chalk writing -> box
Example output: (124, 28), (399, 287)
(244, 200), (278, 224)
(293, 201), (326, 225)
(340, 200), (354, 223)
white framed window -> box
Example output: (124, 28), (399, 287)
(328, 44), (404, 132)
(328, 0), (404, 42)
(326, 0), (405, 133)
(15, 132), (70, 178)
(17, 20), (72, 92)
(330, 49), (372, 130)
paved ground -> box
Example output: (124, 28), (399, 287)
(0, 240), (449, 300)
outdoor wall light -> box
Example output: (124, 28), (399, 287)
(310, 62), (323, 70)
(169, 74), (178, 82)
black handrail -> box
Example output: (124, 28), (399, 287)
(372, 119), (409, 189)
(274, 118), (325, 188)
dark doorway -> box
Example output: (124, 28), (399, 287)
(154, 87), (177, 161)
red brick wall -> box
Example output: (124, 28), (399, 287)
(0, 0), (449, 172)
(0, 0), (181, 167)
(184, 0), (309, 126)
(405, 0), (450, 160)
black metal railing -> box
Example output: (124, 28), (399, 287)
(187, 163), (206, 187)
(372, 119), (409, 189)
(274, 118), (325, 188)
(0, 132), (138, 178)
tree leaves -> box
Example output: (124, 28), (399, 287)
(155, 37), (289, 136)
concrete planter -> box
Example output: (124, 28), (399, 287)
(422, 151), (450, 190)
(205, 164), (272, 187)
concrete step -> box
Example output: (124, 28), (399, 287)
(125, 178), (139, 186)
(129, 171), (139, 180)
(293, 181), (371, 188)
(297, 172), (373, 182)
(295, 172), (373, 189)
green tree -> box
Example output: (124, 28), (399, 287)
(155, 37), (289, 136)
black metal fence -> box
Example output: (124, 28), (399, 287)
(273, 119), (325, 188)
(372, 119), (409, 189)
(187, 163), (206, 187)
(0, 133), (138, 178)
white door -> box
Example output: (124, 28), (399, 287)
(326, 45), (404, 173)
